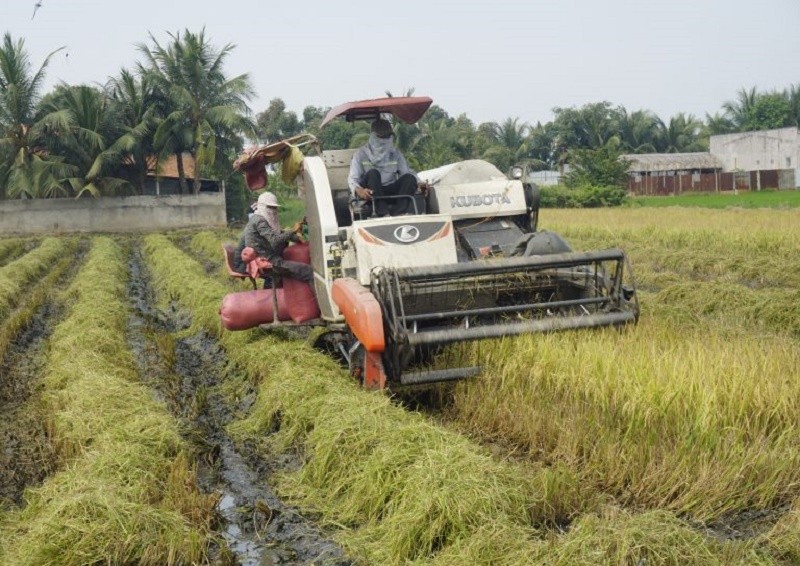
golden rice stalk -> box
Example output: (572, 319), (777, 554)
(0, 237), (216, 565)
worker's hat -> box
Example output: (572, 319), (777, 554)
(258, 191), (281, 208)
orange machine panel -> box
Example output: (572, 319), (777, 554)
(331, 278), (385, 353)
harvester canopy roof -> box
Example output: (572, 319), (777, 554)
(320, 96), (433, 128)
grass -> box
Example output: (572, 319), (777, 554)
(140, 232), (764, 564)
(0, 237), (216, 565)
(625, 189), (800, 209)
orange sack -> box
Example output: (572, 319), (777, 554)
(220, 242), (319, 330)
(219, 288), (289, 330)
(282, 243), (320, 323)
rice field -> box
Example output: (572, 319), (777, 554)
(0, 204), (798, 564)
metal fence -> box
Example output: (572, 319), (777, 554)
(627, 169), (795, 195)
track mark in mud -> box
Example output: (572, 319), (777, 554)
(0, 303), (58, 507)
(127, 243), (350, 566)
(0, 245), (87, 508)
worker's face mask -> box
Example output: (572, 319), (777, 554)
(367, 132), (394, 162)
(255, 204), (281, 231)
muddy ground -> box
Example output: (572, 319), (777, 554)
(0, 243), (87, 508)
(0, 300), (59, 506)
(127, 243), (350, 565)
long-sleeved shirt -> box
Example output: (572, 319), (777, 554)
(233, 214), (298, 273)
(347, 145), (417, 196)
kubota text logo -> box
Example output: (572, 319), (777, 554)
(394, 225), (420, 243)
(450, 193), (512, 208)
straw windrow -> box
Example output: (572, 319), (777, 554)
(0, 238), (69, 320)
(0, 238), (26, 267)
(0, 237), (216, 565)
(0, 249), (74, 364)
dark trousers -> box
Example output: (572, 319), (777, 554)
(362, 169), (417, 216)
(272, 259), (313, 283)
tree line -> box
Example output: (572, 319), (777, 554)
(2, 29), (799, 200)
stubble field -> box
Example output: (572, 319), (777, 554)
(0, 204), (798, 565)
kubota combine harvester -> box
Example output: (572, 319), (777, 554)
(223, 96), (638, 390)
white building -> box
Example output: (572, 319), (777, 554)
(709, 127), (799, 189)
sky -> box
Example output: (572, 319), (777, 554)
(2, 0), (799, 126)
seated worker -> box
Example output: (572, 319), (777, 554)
(233, 191), (313, 283)
(348, 118), (428, 216)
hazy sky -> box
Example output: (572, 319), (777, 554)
(3, 0), (799, 126)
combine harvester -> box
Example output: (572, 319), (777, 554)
(223, 96), (638, 390)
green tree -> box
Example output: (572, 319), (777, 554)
(745, 92), (791, 131)
(38, 84), (131, 197)
(565, 139), (630, 188)
(410, 118), (459, 170)
(787, 84), (800, 128)
(657, 113), (706, 153)
(256, 97), (301, 143)
(722, 87), (758, 131)
(477, 117), (529, 172)
(138, 28), (255, 194)
(551, 102), (621, 167)
(0, 33), (74, 199)
(524, 121), (556, 170)
(618, 108), (662, 153)
(705, 112), (735, 136)
(99, 68), (162, 193)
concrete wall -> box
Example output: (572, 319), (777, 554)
(710, 127), (800, 174)
(0, 193), (226, 236)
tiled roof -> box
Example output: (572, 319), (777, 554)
(621, 152), (722, 172)
(146, 153), (197, 179)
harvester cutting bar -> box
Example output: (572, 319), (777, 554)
(405, 311), (636, 347)
(403, 295), (611, 323)
(392, 249), (628, 281)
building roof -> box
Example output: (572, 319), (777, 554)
(621, 152), (722, 172)
(147, 153), (196, 179)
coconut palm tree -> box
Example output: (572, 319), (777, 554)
(138, 28), (255, 193)
(0, 33), (75, 199)
(618, 108), (663, 153)
(657, 113), (706, 153)
(39, 84), (132, 197)
(96, 68), (162, 194)
(479, 118), (530, 172)
(722, 87), (759, 131)
(705, 112), (735, 136)
(412, 118), (460, 170)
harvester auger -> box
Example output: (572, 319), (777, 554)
(225, 96), (639, 390)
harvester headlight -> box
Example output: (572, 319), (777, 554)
(510, 166), (524, 180)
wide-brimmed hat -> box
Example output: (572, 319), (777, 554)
(257, 191), (281, 208)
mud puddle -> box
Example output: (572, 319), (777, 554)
(0, 244), (87, 508)
(127, 243), (350, 565)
